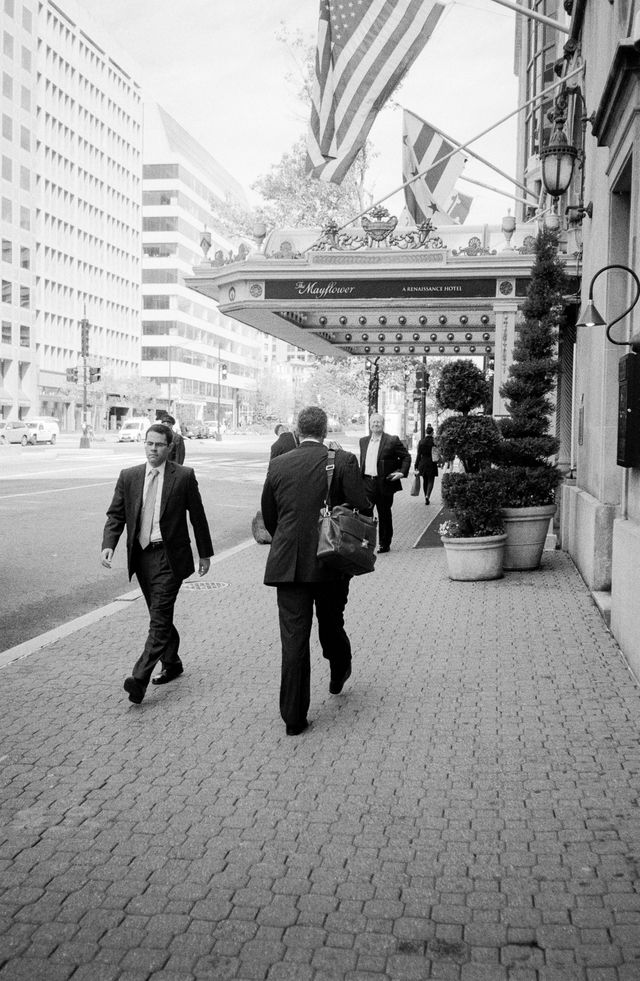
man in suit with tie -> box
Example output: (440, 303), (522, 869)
(100, 423), (213, 704)
(261, 406), (370, 736)
(359, 413), (411, 553)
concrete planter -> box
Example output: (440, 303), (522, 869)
(501, 504), (557, 570)
(440, 533), (506, 581)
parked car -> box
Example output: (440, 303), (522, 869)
(183, 421), (207, 439)
(0, 420), (35, 445)
(117, 418), (149, 442)
(25, 417), (60, 444)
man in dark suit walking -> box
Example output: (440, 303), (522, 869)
(270, 423), (298, 459)
(261, 406), (370, 736)
(159, 412), (186, 464)
(101, 423), (213, 704)
(359, 413), (411, 553)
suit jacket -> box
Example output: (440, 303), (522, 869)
(261, 441), (370, 584)
(168, 431), (186, 465)
(359, 433), (412, 496)
(270, 431), (298, 459)
(102, 461), (213, 582)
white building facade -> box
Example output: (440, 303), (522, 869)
(1, 0), (143, 426)
(141, 104), (261, 430)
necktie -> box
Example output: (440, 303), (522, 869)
(138, 468), (159, 549)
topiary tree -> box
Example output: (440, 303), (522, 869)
(495, 228), (565, 505)
(436, 360), (500, 473)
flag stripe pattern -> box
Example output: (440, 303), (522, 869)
(447, 190), (473, 224)
(402, 109), (466, 224)
(307, 0), (445, 184)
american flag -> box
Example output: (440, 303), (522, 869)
(402, 110), (467, 225)
(306, 0), (445, 184)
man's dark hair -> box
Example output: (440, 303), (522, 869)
(297, 406), (327, 440)
(146, 423), (174, 445)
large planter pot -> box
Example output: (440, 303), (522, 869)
(440, 533), (507, 581)
(500, 504), (557, 571)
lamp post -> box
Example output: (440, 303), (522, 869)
(79, 315), (91, 448)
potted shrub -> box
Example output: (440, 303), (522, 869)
(436, 360), (507, 581)
(495, 228), (565, 570)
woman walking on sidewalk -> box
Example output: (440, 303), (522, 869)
(414, 424), (440, 505)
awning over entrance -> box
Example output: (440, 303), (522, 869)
(186, 215), (578, 361)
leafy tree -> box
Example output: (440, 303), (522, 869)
(436, 359), (491, 416)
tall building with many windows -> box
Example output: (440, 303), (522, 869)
(1, 0), (142, 425)
(141, 103), (260, 429)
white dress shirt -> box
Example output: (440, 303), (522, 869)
(143, 460), (166, 543)
(364, 435), (381, 477)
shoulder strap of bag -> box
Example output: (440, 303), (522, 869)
(323, 450), (336, 514)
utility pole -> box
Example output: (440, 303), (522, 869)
(79, 315), (91, 448)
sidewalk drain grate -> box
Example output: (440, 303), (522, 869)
(183, 581), (230, 591)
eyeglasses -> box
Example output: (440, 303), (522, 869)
(144, 440), (168, 448)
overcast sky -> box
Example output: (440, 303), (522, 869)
(92, 0), (519, 224)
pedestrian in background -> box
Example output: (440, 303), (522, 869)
(359, 413), (411, 553)
(261, 406), (370, 736)
(100, 423), (213, 705)
(414, 424), (440, 505)
(270, 423), (298, 459)
(159, 412), (186, 464)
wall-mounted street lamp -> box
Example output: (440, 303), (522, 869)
(540, 91), (579, 200)
(576, 264), (640, 352)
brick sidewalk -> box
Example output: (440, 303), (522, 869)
(1, 488), (640, 980)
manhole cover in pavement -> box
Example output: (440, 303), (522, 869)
(182, 581), (230, 591)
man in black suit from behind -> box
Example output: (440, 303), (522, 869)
(159, 412), (186, 465)
(359, 412), (411, 553)
(101, 423), (213, 705)
(261, 406), (370, 736)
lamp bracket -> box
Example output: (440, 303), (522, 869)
(587, 264), (640, 348)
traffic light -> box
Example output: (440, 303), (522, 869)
(66, 367), (78, 383)
(221, 363), (228, 381)
(80, 318), (90, 357)
(89, 367), (101, 383)
(416, 367), (430, 391)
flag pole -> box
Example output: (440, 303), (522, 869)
(457, 174), (533, 210)
(304, 63), (583, 249)
(405, 111), (538, 203)
(484, 0), (570, 34)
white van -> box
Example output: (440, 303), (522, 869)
(118, 418), (149, 442)
(25, 417), (60, 444)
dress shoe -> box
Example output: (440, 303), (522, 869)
(285, 719), (309, 736)
(151, 665), (184, 686)
(377, 546), (390, 553)
(330, 665), (352, 695)
(123, 677), (145, 704)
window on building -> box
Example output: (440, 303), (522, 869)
(2, 280), (11, 303)
(21, 46), (30, 71)
(4, 0), (15, 16)
(19, 286), (29, 308)
(20, 85), (29, 110)
(142, 269), (178, 284)
(143, 295), (170, 309)
(143, 243), (176, 257)
(19, 324), (29, 346)
(2, 156), (12, 181)
(20, 126), (29, 151)
(1, 197), (10, 222)
(20, 166), (29, 191)
(142, 191), (177, 206)
(142, 216), (178, 232)
(2, 73), (12, 98)
(20, 246), (29, 269)
(2, 239), (10, 263)
(2, 114), (11, 139)
(1, 320), (10, 343)
(19, 206), (29, 230)
(22, 7), (32, 31)
(143, 164), (179, 179)
(3, 32), (14, 59)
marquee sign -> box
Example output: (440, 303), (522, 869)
(263, 277), (533, 302)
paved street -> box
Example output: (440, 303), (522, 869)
(1, 486), (640, 981)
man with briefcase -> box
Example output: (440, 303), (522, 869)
(261, 406), (371, 737)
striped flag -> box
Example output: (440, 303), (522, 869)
(447, 190), (474, 224)
(402, 110), (466, 225)
(306, 0), (445, 184)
